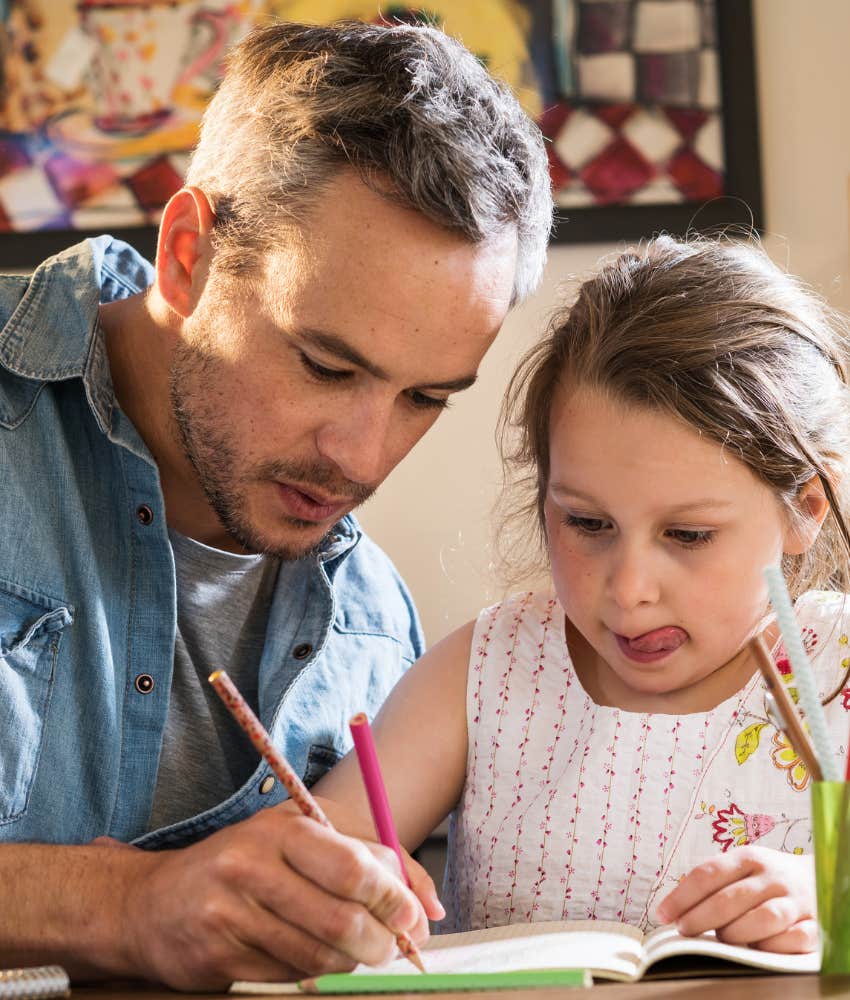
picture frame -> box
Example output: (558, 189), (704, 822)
(542, 0), (763, 243)
(0, 0), (761, 268)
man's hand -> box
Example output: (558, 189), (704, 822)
(656, 846), (817, 953)
(121, 805), (429, 989)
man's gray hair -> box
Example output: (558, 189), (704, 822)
(186, 19), (552, 303)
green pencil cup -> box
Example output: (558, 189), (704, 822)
(812, 780), (850, 974)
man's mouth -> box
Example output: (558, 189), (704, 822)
(274, 481), (353, 524)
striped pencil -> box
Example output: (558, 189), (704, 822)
(209, 670), (425, 973)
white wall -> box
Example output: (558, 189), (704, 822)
(358, 0), (850, 645)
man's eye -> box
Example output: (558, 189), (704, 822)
(300, 352), (350, 382)
(407, 390), (450, 411)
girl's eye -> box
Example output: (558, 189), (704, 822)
(407, 389), (450, 412)
(563, 514), (608, 535)
(666, 528), (716, 548)
(300, 352), (350, 382)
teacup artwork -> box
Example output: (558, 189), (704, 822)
(77, 0), (233, 135)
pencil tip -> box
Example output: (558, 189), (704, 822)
(409, 951), (426, 973)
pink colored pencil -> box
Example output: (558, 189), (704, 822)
(349, 712), (410, 887)
(208, 671), (424, 973)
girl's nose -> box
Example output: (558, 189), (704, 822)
(605, 546), (661, 611)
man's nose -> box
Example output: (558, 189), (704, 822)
(605, 543), (661, 611)
(315, 397), (395, 487)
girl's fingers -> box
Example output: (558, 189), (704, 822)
(657, 851), (763, 927)
(713, 893), (803, 946)
(403, 854), (446, 922)
(751, 917), (820, 955)
(671, 874), (774, 936)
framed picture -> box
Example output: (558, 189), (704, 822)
(535, 0), (763, 243)
(0, 0), (760, 268)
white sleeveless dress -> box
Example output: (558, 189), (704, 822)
(442, 590), (850, 932)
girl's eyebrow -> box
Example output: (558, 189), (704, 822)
(548, 483), (599, 502)
(662, 499), (735, 514)
(549, 483), (734, 514)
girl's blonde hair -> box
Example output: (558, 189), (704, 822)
(499, 236), (850, 599)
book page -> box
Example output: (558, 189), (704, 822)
(641, 925), (820, 976)
(349, 920), (645, 982)
(230, 921), (650, 992)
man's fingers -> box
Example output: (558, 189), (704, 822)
(236, 851), (401, 969)
(154, 893), (347, 991)
(229, 898), (362, 980)
(278, 816), (423, 939)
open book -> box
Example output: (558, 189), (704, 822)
(231, 918), (819, 992)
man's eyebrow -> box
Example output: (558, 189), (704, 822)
(300, 328), (478, 392)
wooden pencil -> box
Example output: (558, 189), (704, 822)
(209, 670), (425, 973)
(749, 636), (823, 782)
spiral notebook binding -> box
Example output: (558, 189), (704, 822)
(0, 967), (70, 1000)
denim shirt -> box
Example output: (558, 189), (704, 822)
(0, 237), (424, 849)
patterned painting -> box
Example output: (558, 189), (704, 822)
(0, 0), (760, 264)
(534, 0), (762, 240)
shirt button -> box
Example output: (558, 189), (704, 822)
(134, 673), (155, 694)
(136, 504), (154, 525)
(293, 642), (312, 660)
(259, 776), (275, 795)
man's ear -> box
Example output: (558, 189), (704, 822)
(783, 475), (832, 555)
(155, 186), (216, 318)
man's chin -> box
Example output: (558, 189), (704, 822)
(229, 518), (337, 562)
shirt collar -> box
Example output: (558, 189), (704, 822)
(0, 235), (154, 433)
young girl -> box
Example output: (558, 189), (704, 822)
(314, 235), (850, 955)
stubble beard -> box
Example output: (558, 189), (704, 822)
(168, 342), (373, 560)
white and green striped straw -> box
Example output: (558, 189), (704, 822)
(764, 565), (840, 781)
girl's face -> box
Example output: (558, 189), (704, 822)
(544, 384), (797, 712)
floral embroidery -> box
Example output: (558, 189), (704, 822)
(774, 627), (819, 676)
(712, 803), (776, 852)
(770, 729), (810, 791)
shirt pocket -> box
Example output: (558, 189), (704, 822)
(0, 582), (73, 822)
(302, 743), (343, 788)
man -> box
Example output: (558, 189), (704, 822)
(0, 18), (551, 991)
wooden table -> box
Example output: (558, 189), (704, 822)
(72, 976), (850, 999)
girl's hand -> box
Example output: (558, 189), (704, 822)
(655, 846), (817, 953)
(401, 848), (446, 925)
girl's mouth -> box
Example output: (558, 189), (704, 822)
(615, 626), (689, 663)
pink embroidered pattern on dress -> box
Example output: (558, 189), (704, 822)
(478, 593), (534, 926)
(619, 713), (651, 921)
(526, 600), (571, 920)
(588, 711), (622, 918)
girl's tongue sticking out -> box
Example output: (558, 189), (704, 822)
(616, 626), (689, 662)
